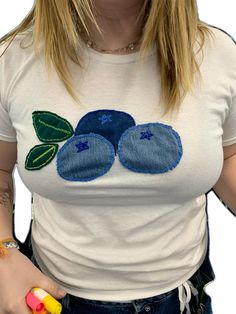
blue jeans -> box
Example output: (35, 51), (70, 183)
(16, 216), (215, 314)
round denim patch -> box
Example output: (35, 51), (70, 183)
(56, 133), (115, 181)
(74, 109), (136, 153)
(117, 123), (183, 174)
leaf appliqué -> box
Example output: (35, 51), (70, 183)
(32, 111), (74, 142)
(25, 143), (59, 170)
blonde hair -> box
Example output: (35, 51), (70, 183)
(0, 0), (215, 118)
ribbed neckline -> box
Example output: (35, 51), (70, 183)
(80, 39), (157, 64)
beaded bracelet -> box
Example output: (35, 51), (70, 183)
(0, 238), (20, 257)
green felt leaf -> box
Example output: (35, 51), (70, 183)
(25, 144), (58, 170)
(32, 111), (74, 142)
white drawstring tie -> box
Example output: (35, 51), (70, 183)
(178, 279), (199, 314)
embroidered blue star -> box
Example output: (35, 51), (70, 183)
(75, 141), (89, 153)
(98, 114), (112, 125)
(140, 131), (154, 140)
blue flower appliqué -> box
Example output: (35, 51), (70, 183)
(98, 113), (113, 125)
(140, 130), (154, 140)
(75, 140), (89, 152)
(117, 122), (183, 174)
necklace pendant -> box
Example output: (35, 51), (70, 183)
(87, 40), (92, 48)
(128, 42), (135, 51)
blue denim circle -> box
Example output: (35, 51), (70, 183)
(74, 109), (136, 153)
(117, 122), (183, 174)
(56, 133), (115, 181)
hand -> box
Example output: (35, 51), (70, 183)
(0, 248), (66, 314)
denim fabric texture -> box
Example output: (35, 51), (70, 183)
(117, 123), (183, 174)
(26, 109), (185, 179)
(56, 133), (115, 181)
(16, 212), (215, 314)
(74, 109), (136, 153)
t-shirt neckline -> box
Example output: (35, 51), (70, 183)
(80, 39), (157, 64)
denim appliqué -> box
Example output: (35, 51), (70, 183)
(74, 109), (136, 153)
(25, 109), (183, 179)
(56, 133), (115, 181)
(117, 123), (183, 174)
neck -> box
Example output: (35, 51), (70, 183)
(83, 0), (147, 53)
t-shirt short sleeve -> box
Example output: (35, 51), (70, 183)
(217, 27), (236, 147)
(0, 99), (17, 142)
(222, 95), (236, 146)
(0, 41), (17, 142)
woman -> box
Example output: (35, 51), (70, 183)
(0, 0), (235, 313)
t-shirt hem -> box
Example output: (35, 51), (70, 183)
(58, 244), (208, 302)
(222, 135), (236, 146)
(0, 132), (17, 142)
